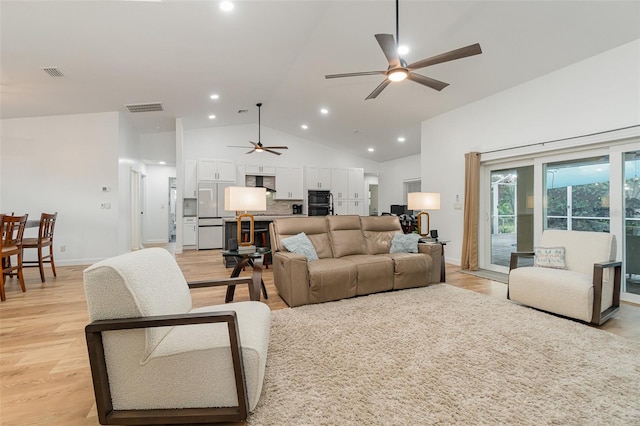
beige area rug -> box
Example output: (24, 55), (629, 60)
(249, 284), (640, 425)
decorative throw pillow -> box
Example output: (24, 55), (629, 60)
(534, 246), (567, 269)
(281, 232), (319, 260)
(390, 232), (422, 253)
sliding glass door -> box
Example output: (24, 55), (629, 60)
(488, 166), (534, 270)
(624, 151), (640, 296)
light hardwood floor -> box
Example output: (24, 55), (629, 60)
(1, 247), (638, 425)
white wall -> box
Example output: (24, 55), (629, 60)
(144, 164), (176, 243)
(421, 39), (640, 265)
(184, 124), (380, 172)
(0, 112), (125, 265)
(378, 153), (421, 214)
(140, 131), (177, 164)
(118, 114), (144, 255)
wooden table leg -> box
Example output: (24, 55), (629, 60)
(225, 257), (251, 303)
(250, 256), (269, 301)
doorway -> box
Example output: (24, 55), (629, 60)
(169, 178), (177, 243)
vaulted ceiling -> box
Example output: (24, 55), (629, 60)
(1, 1), (639, 161)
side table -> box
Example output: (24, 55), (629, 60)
(222, 248), (270, 302)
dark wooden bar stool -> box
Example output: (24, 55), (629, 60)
(241, 228), (269, 269)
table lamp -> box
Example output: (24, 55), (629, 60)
(407, 192), (440, 236)
(224, 186), (267, 247)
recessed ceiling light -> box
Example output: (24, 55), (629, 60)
(398, 45), (409, 55)
(220, 1), (233, 12)
(208, 115), (216, 119)
(301, 124), (308, 130)
(210, 94), (219, 100)
(397, 137), (406, 142)
(159, 161), (166, 165)
(368, 148), (375, 152)
(320, 108), (329, 114)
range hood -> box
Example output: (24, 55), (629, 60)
(255, 175), (276, 193)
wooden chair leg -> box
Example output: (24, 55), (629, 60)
(38, 247), (46, 283)
(49, 245), (57, 277)
(17, 253), (26, 293)
(1, 273), (6, 301)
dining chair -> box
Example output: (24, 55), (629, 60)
(1, 214), (29, 301)
(23, 212), (57, 282)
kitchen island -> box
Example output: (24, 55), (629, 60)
(223, 215), (307, 267)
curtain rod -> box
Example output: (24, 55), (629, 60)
(480, 124), (639, 155)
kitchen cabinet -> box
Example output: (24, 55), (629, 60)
(347, 167), (365, 200)
(331, 168), (348, 199)
(331, 167), (365, 215)
(306, 166), (331, 190)
(184, 160), (198, 198)
(275, 166), (304, 200)
(245, 164), (276, 176)
(197, 159), (235, 182)
(183, 217), (197, 246)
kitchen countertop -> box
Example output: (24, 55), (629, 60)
(222, 215), (307, 222)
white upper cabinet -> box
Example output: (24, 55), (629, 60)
(184, 160), (198, 198)
(306, 166), (332, 190)
(197, 159), (236, 182)
(245, 164), (276, 176)
(275, 166), (304, 200)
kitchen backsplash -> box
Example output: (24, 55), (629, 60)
(245, 175), (300, 215)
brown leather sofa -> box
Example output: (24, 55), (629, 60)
(269, 215), (442, 307)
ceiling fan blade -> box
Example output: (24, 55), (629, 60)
(264, 146), (288, 150)
(246, 149), (256, 154)
(249, 141), (259, 147)
(228, 145), (251, 148)
(365, 79), (391, 100)
(375, 34), (400, 68)
(264, 148), (282, 156)
(407, 73), (449, 91)
(407, 43), (482, 71)
(325, 71), (385, 79)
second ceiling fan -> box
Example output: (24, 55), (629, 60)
(228, 103), (289, 155)
(325, 0), (482, 100)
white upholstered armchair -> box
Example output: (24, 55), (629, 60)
(508, 230), (622, 325)
(83, 248), (270, 425)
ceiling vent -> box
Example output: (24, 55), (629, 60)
(42, 67), (64, 77)
(125, 103), (164, 113)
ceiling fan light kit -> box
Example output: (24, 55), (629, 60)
(227, 103), (289, 155)
(325, 0), (482, 100)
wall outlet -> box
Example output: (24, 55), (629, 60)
(454, 202), (463, 210)
(101, 203), (111, 209)
(60, 245), (66, 252)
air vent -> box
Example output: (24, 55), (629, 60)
(125, 103), (163, 113)
(42, 67), (64, 77)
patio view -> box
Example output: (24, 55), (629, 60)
(490, 151), (640, 296)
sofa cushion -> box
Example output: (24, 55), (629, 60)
(307, 258), (357, 303)
(83, 248), (193, 362)
(341, 255), (394, 295)
(390, 233), (422, 253)
(381, 253), (430, 290)
(360, 216), (402, 254)
(327, 215), (367, 257)
(281, 232), (319, 260)
(509, 266), (594, 322)
(539, 230), (615, 276)
(271, 217), (333, 259)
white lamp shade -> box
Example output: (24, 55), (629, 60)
(407, 192), (441, 210)
(224, 186), (267, 211)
